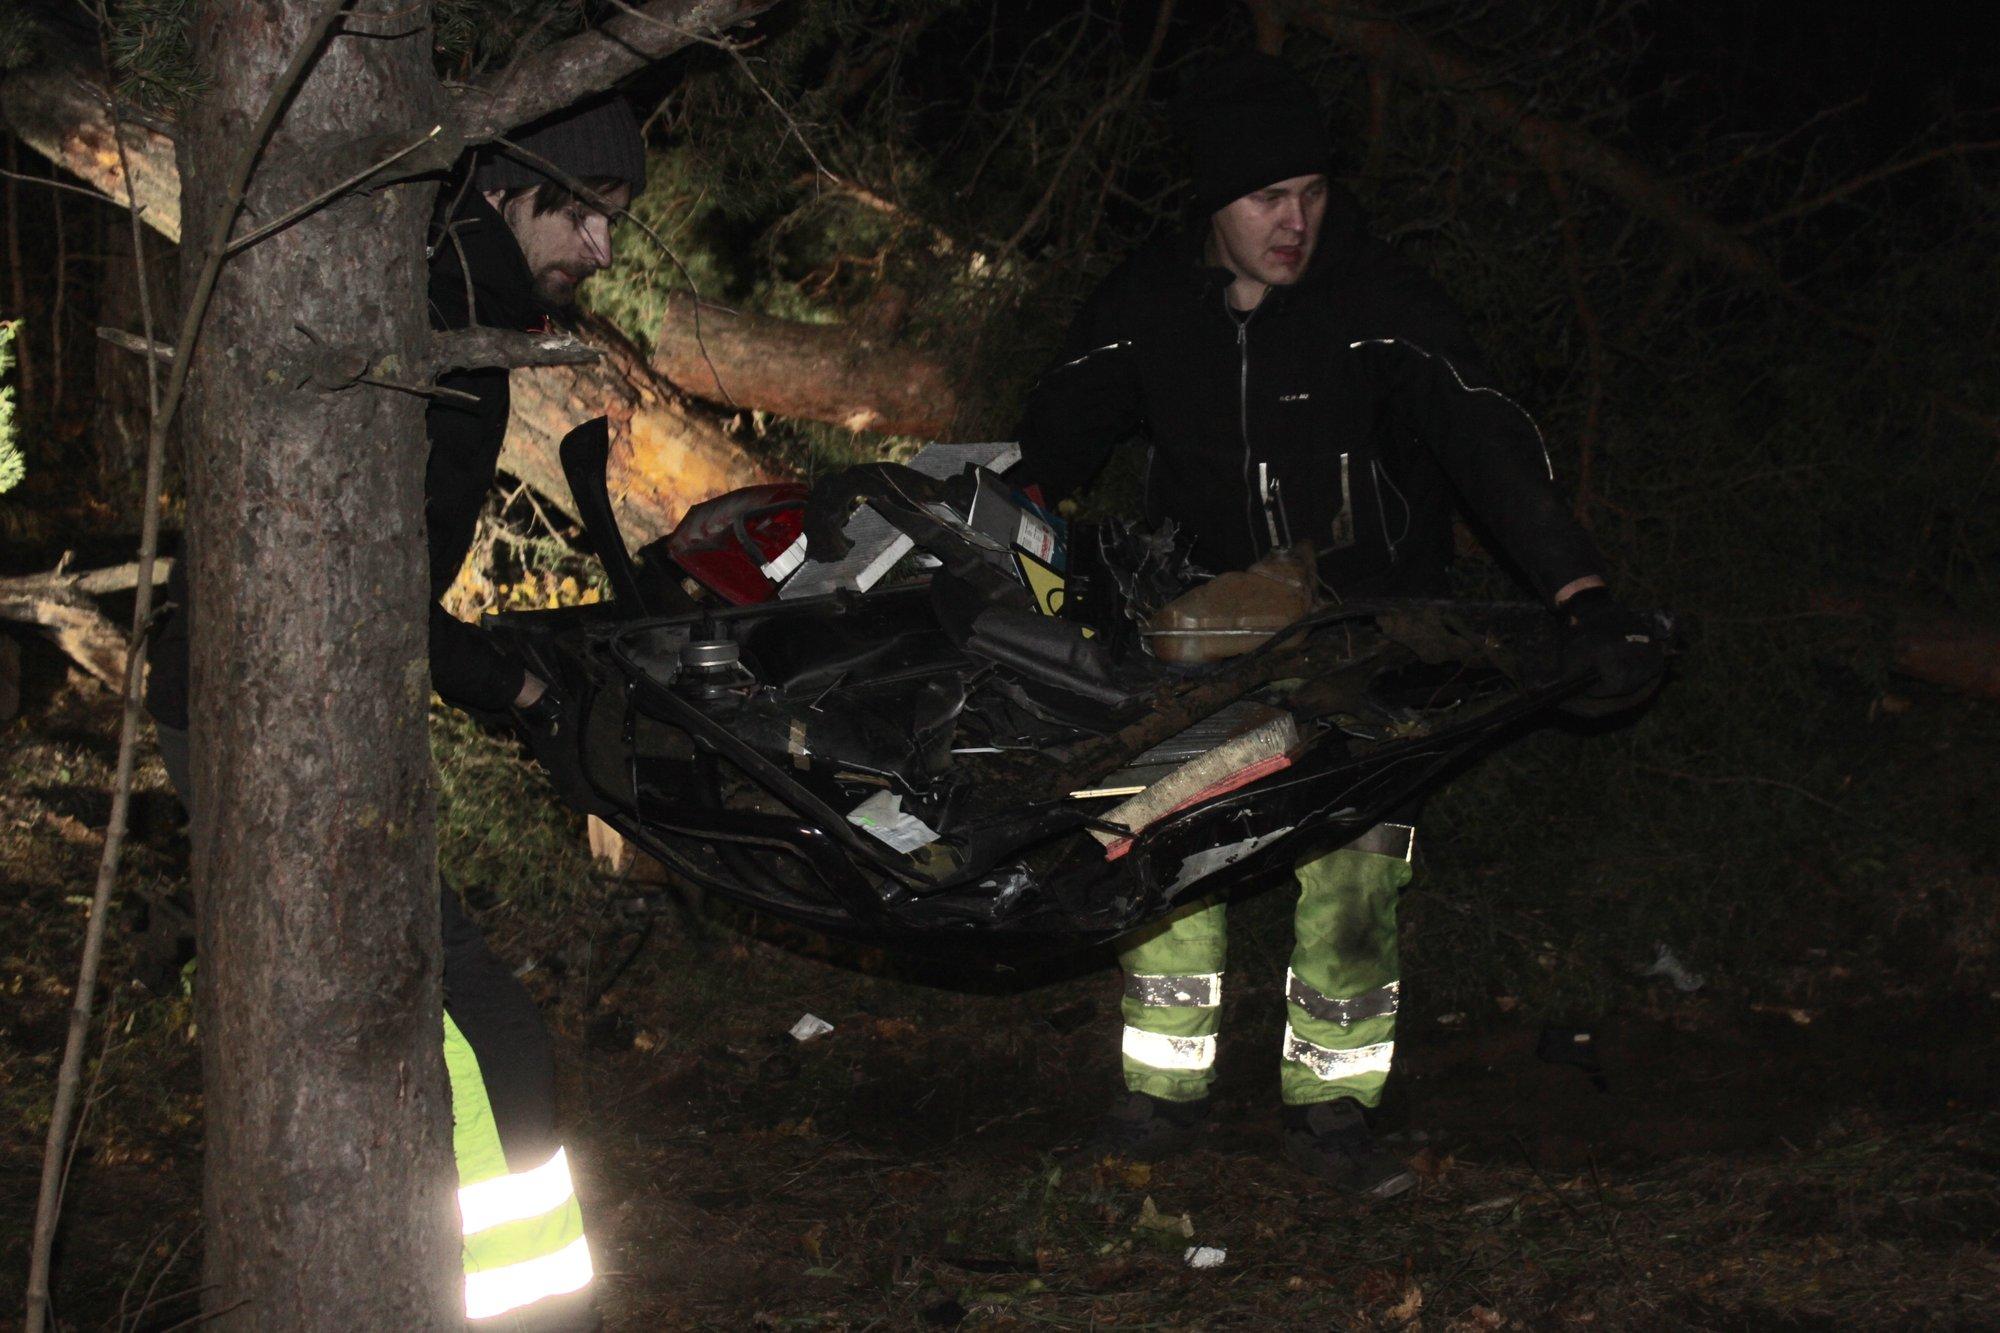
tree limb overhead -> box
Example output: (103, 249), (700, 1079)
(456, 0), (779, 145)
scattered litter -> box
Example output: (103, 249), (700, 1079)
(1385, 1284), (1424, 1322)
(1750, 1002), (1815, 1026)
(846, 790), (942, 852)
(1436, 1012), (1466, 1027)
(1642, 942), (1706, 992)
(788, 1013), (835, 1042)
(1133, 1196), (1194, 1238)
(1183, 1246), (1227, 1269)
(1462, 1194), (1520, 1215)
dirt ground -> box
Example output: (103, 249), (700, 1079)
(4, 640), (1997, 1331)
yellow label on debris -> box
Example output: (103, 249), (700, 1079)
(1015, 551), (1067, 617)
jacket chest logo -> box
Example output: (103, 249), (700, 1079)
(1277, 392), (1311, 402)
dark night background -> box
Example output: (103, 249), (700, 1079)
(2, 0), (1996, 1326)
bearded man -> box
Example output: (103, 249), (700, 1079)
(148, 97), (644, 1325)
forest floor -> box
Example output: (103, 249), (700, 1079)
(3, 632), (1998, 1332)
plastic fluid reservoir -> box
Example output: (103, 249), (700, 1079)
(1146, 547), (1314, 664)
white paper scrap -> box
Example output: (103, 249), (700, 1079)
(1642, 942), (1706, 992)
(845, 790), (941, 852)
(1184, 1246), (1227, 1270)
(789, 1013), (835, 1042)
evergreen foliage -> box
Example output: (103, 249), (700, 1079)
(0, 7), (39, 70)
(104, 0), (204, 109)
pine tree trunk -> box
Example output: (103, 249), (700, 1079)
(179, 2), (458, 1325)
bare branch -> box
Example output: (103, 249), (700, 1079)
(1745, 138), (2000, 233)
(1001, 0), (1176, 260)
(456, 0), (779, 146)
(0, 165), (133, 210)
(427, 327), (601, 374)
(1288, 0), (1784, 292)
(97, 325), (175, 360)
(225, 123), (445, 256)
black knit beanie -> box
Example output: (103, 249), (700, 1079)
(474, 95), (648, 195)
(1172, 51), (1331, 219)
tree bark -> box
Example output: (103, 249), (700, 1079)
(179, 1), (457, 1325)
(650, 293), (960, 438)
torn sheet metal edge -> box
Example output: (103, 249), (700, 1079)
(1169, 826), (1295, 890)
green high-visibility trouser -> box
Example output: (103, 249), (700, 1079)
(1117, 823), (1415, 1108)
(444, 1015), (592, 1321)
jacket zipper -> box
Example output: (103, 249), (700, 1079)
(1230, 298), (1260, 557)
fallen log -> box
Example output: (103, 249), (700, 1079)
(0, 48), (182, 241)
(0, 565), (153, 690)
(502, 314), (773, 549)
(650, 293), (960, 438)
(1810, 591), (2000, 701)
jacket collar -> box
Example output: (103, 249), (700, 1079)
(426, 189), (552, 333)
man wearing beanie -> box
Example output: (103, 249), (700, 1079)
(1015, 52), (1662, 1198)
(145, 96), (646, 1325)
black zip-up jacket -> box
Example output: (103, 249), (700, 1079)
(1016, 188), (1604, 601)
(146, 193), (542, 731)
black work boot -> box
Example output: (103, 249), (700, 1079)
(1282, 1099), (1416, 1200)
(1083, 1091), (1211, 1161)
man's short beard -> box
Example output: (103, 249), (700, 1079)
(533, 269), (581, 311)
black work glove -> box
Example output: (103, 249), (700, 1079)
(1559, 587), (1667, 716)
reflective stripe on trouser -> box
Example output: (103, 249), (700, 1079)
(1280, 832), (1412, 1108)
(444, 1013), (592, 1321)
(1115, 895), (1227, 1101)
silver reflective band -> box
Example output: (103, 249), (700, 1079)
(1345, 822), (1417, 862)
(1125, 972), (1223, 1008)
(759, 532), (808, 582)
(1281, 1023), (1395, 1081)
(1347, 338), (1554, 480)
(464, 1236), (594, 1321)
(458, 1146), (579, 1237)
(1122, 1025), (1216, 1072)
(1286, 971), (1400, 1028)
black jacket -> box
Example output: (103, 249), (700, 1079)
(147, 192), (545, 731)
(1016, 188), (1603, 601)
